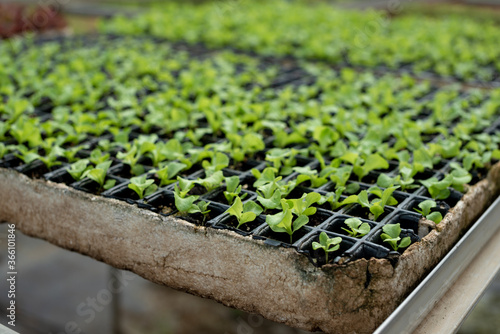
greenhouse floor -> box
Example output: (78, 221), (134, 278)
(0, 222), (498, 334)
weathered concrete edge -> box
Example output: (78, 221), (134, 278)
(0, 163), (498, 334)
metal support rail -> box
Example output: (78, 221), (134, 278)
(374, 195), (500, 334)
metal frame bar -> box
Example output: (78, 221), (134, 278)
(374, 195), (500, 334)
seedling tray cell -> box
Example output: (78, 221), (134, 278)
(1, 34), (500, 334)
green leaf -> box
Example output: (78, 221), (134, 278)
(426, 211), (443, 224)
(399, 236), (411, 249)
(103, 179), (116, 190)
(292, 214), (309, 232)
(177, 177), (196, 197)
(415, 199), (436, 216)
(377, 174), (395, 188)
(266, 209), (292, 235)
(174, 191), (199, 214)
(67, 159), (90, 181)
(341, 218), (370, 238)
(243, 200), (264, 216)
(354, 153), (388, 181)
(340, 152), (359, 165)
(257, 188), (282, 210)
(357, 191), (370, 208)
(157, 162), (187, 187)
(226, 196), (244, 219)
(313, 232), (342, 263)
(196, 171), (225, 192)
(202, 152), (229, 176)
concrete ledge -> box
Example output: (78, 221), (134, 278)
(0, 162), (499, 334)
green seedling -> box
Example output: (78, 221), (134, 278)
(413, 199), (443, 223)
(377, 166), (419, 191)
(82, 161), (116, 191)
(342, 153), (389, 182)
(342, 218), (371, 238)
(342, 186), (399, 221)
(196, 170), (225, 192)
(380, 224), (411, 251)
(256, 181), (283, 210)
(227, 132), (265, 162)
(266, 199), (309, 244)
(284, 192), (321, 217)
(223, 176), (247, 205)
(312, 232), (342, 264)
(116, 144), (144, 176)
(128, 174), (158, 199)
(156, 162), (187, 187)
(293, 166), (332, 188)
(329, 165), (359, 193)
(14, 145), (40, 165)
(225, 197), (263, 229)
(0, 143), (7, 159)
(420, 164), (471, 199)
(201, 152), (229, 176)
(265, 148), (301, 176)
(318, 187), (346, 211)
(252, 167), (281, 188)
(67, 159), (90, 181)
(10, 116), (42, 148)
(176, 176), (197, 198)
(173, 184), (211, 219)
(89, 149), (111, 165)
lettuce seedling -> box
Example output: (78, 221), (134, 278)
(116, 144), (144, 176)
(265, 148), (301, 176)
(318, 187), (345, 211)
(414, 199), (443, 223)
(312, 232), (342, 264)
(273, 129), (307, 148)
(176, 177), (196, 197)
(196, 171), (225, 192)
(311, 125), (339, 154)
(420, 165), (471, 199)
(225, 197), (263, 229)
(252, 167), (281, 188)
(329, 165), (359, 193)
(62, 144), (89, 163)
(14, 145), (39, 165)
(266, 199), (309, 244)
(380, 224), (411, 251)
(367, 186), (399, 206)
(67, 159), (90, 181)
(36, 148), (64, 169)
(293, 166), (333, 188)
(344, 186), (399, 221)
(224, 176), (247, 205)
(128, 175), (158, 199)
(173, 184), (210, 218)
(10, 117), (42, 148)
(347, 153), (389, 181)
(284, 192), (321, 217)
(377, 166), (419, 191)
(342, 218), (370, 238)
(89, 149), (111, 165)
(82, 161), (116, 191)
(227, 132), (265, 162)
(156, 162), (187, 187)
(201, 152), (229, 176)
(256, 181), (283, 210)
